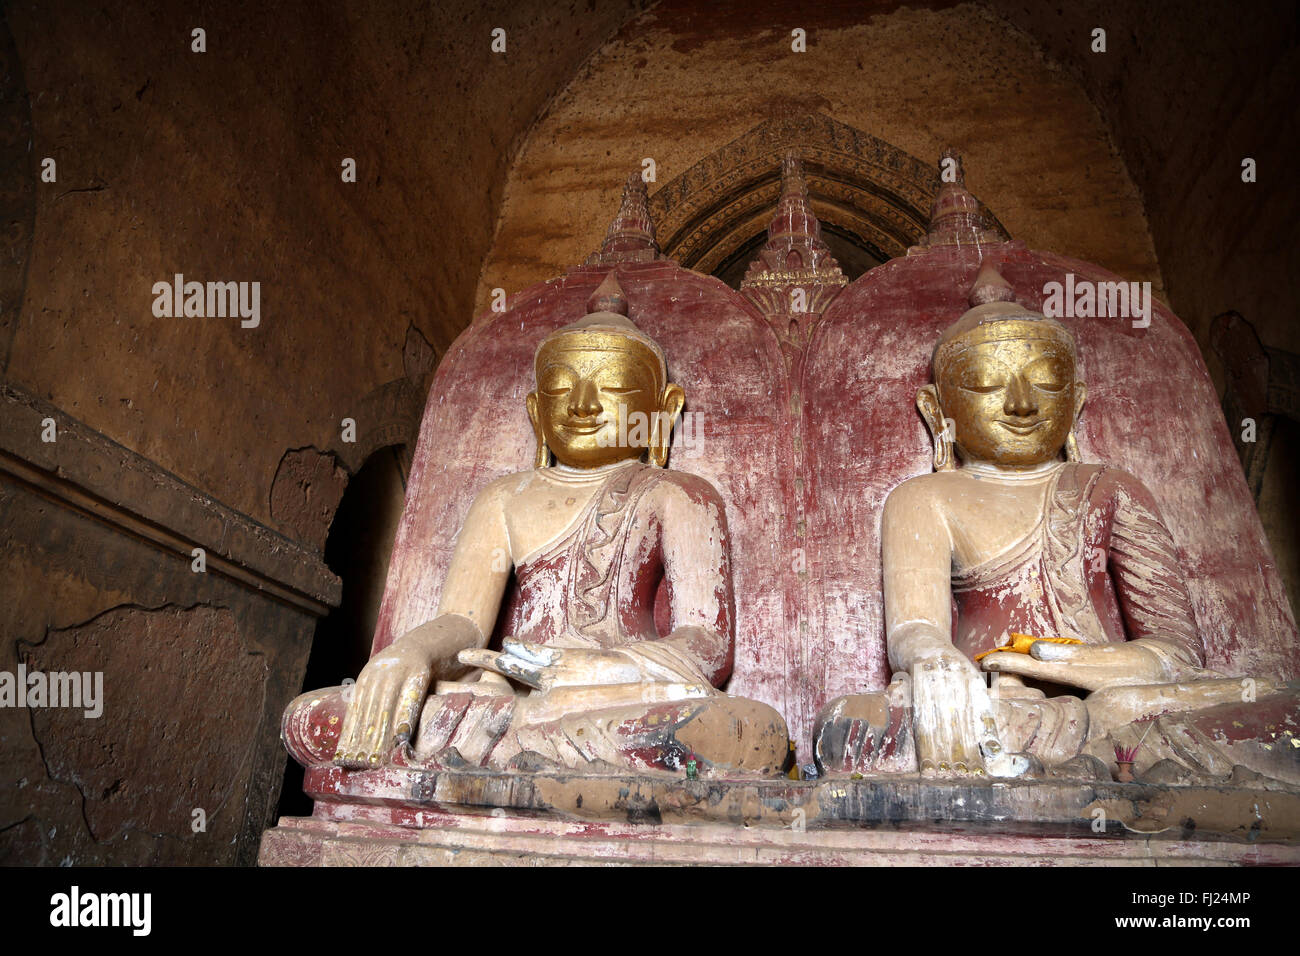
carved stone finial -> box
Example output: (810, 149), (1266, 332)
(585, 270), (630, 316)
(769, 150), (817, 241)
(968, 259), (1016, 306)
(918, 150), (1002, 249)
(740, 151), (847, 325)
(584, 172), (661, 265)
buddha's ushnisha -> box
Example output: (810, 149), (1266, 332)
(283, 272), (789, 776)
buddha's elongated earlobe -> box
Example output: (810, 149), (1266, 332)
(649, 384), (685, 468)
(526, 392), (550, 468)
(1066, 381), (1087, 463)
(917, 385), (955, 472)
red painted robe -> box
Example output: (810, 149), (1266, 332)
(495, 461), (733, 687)
(815, 463), (1216, 773)
(953, 462), (1206, 678)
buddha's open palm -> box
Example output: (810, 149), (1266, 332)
(981, 640), (1166, 692)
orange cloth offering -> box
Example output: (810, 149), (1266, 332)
(972, 632), (1083, 662)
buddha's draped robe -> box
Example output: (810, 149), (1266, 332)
(497, 461), (728, 686)
(970, 463), (1217, 760)
(955, 463), (1207, 676)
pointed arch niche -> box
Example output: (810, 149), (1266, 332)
(647, 114), (1010, 286)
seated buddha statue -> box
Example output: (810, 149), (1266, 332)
(814, 262), (1298, 783)
(282, 274), (790, 778)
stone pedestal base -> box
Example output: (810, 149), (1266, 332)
(260, 766), (1300, 866)
(260, 813), (1298, 866)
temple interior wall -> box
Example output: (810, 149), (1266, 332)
(477, 1), (1165, 304)
(0, 0), (1294, 865)
(1, 0), (645, 532)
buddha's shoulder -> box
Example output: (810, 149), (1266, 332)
(1068, 462), (1160, 506)
(474, 469), (542, 501)
(885, 470), (961, 507)
(648, 466), (726, 510)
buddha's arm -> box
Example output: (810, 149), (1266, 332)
(883, 480), (1015, 775)
(633, 476), (734, 687)
(1106, 472), (1205, 676)
(433, 478), (514, 647)
(882, 479), (954, 670)
(387, 477), (515, 675)
(334, 479), (511, 767)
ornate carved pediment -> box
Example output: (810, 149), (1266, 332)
(646, 113), (1010, 280)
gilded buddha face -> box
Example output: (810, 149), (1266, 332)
(921, 312), (1086, 469)
(528, 326), (684, 469)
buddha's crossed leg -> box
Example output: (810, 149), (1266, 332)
(282, 683), (790, 777)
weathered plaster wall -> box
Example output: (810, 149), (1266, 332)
(989, 1), (1298, 358)
(0, 385), (331, 865)
(3, 0), (646, 532)
(478, 0), (1163, 309)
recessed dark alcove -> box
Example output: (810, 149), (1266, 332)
(277, 446), (406, 819)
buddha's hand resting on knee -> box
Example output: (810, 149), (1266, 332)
(334, 615), (482, 769)
(900, 634), (1030, 779)
(459, 639), (642, 692)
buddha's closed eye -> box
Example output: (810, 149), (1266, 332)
(958, 377), (1067, 394)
